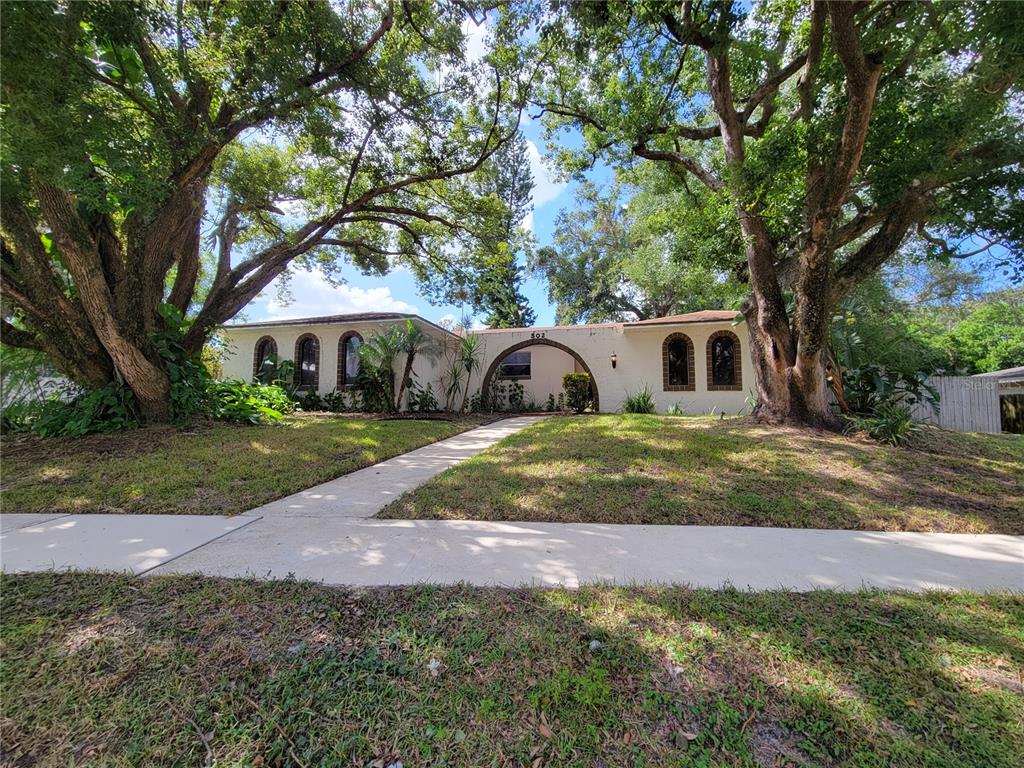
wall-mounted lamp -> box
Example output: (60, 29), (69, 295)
(610, 352), (618, 369)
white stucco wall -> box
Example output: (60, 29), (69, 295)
(219, 318), (454, 408)
(221, 316), (754, 415)
(489, 343), (578, 407)
(469, 321), (753, 414)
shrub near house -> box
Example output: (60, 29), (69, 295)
(562, 372), (594, 413)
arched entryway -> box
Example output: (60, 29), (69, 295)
(480, 338), (600, 411)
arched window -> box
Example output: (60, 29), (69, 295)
(662, 333), (695, 391)
(253, 336), (277, 379)
(707, 330), (742, 391)
(294, 333), (320, 390)
(337, 331), (363, 388)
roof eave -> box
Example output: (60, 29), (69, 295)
(222, 313), (459, 339)
(622, 319), (744, 330)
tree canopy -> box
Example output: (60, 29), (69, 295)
(4, 0), (1022, 428)
(465, 131), (537, 328)
(1, 0), (533, 418)
(922, 289), (1024, 374)
(528, 0), (1023, 425)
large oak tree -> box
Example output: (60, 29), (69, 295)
(532, 0), (1023, 427)
(1, 0), (532, 420)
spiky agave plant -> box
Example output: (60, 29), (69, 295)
(457, 334), (484, 412)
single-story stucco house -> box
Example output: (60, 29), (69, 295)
(219, 310), (753, 414)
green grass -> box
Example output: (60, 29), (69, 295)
(2, 573), (1021, 766)
(381, 414), (1024, 533)
(0, 414), (486, 515)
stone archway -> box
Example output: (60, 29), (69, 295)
(480, 338), (600, 412)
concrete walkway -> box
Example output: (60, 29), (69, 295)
(2, 514), (260, 575)
(0, 417), (543, 576)
(3, 415), (1022, 591)
(158, 518), (1024, 591)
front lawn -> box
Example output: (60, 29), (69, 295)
(0, 414), (487, 516)
(2, 573), (1021, 766)
(381, 415), (1024, 533)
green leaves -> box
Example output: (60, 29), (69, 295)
(938, 294), (1024, 374)
(209, 380), (295, 424)
(534, 168), (744, 324)
(561, 372), (593, 414)
(527, 0), (1023, 289)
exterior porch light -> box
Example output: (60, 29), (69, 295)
(610, 352), (617, 369)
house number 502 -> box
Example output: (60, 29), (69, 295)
(530, 332), (545, 339)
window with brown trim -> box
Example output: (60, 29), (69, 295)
(337, 331), (363, 388)
(706, 330), (742, 391)
(294, 333), (320, 390)
(253, 336), (277, 379)
(662, 333), (695, 391)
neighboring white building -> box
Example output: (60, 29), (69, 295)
(973, 366), (1024, 433)
(219, 310), (754, 414)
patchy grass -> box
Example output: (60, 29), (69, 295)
(0, 414), (487, 516)
(2, 573), (1021, 767)
(382, 415), (1024, 533)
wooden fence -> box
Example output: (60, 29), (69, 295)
(910, 375), (1002, 434)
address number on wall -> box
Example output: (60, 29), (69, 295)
(530, 332), (546, 339)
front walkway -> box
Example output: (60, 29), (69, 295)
(2, 416), (1022, 591)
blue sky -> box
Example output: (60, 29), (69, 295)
(242, 20), (589, 329)
(238, 19), (1015, 329)
(242, 111), (578, 328)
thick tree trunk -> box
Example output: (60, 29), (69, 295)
(33, 181), (176, 423)
(744, 303), (838, 429)
(111, 348), (172, 422)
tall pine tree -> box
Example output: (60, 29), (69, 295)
(470, 131), (536, 328)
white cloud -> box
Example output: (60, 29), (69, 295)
(462, 19), (489, 62)
(261, 270), (417, 319)
(526, 139), (568, 209)
(437, 312), (458, 328)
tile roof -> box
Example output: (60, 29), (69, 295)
(224, 309), (741, 337)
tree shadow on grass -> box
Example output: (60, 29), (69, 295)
(635, 587), (1024, 766)
(384, 416), (1023, 533)
(3, 573), (1021, 767)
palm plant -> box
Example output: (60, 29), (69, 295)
(355, 327), (403, 412)
(394, 319), (435, 411)
(441, 353), (465, 411)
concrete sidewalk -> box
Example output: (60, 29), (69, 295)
(2, 514), (260, 575)
(3, 414), (1022, 591)
(156, 518), (1024, 591)
(0, 417), (544, 576)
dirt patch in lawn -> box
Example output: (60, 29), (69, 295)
(1, 422), (189, 462)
